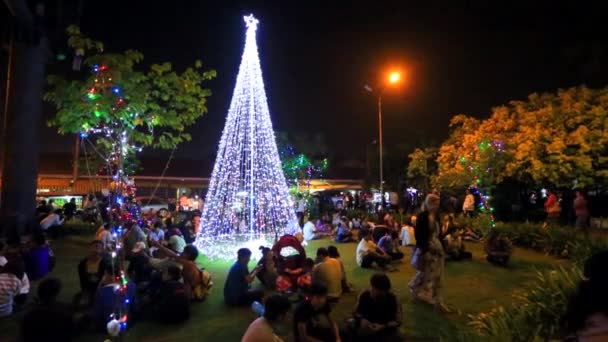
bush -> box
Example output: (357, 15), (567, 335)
(64, 219), (99, 235)
(457, 217), (594, 259)
(466, 265), (583, 341)
(454, 225), (608, 342)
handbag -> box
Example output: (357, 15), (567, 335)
(192, 269), (212, 301)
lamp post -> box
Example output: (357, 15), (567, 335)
(365, 71), (401, 208)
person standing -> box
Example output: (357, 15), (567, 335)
(544, 190), (561, 226)
(462, 189), (475, 217)
(179, 192), (190, 211)
(62, 198), (77, 221)
(573, 190), (590, 233)
(409, 194), (449, 312)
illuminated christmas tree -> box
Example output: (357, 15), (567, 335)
(196, 15), (298, 258)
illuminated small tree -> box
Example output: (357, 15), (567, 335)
(195, 15), (298, 259)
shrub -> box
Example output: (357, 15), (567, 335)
(467, 265), (583, 341)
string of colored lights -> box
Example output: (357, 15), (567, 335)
(195, 15), (298, 260)
(458, 139), (504, 228)
(81, 63), (140, 336)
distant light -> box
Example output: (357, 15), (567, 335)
(388, 72), (400, 84)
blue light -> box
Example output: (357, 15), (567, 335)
(125, 299), (130, 304)
(112, 87), (120, 94)
(117, 197), (123, 205)
(80, 132), (88, 138)
(93, 64), (99, 72)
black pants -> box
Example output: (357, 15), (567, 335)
(387, 251), (404, 261)
(487, 254), (509, 267)
(47, 225), (63, 239)
(352, 327), (399, 342)
(361, 254), (390, 268)
(228, 289), (265, 306)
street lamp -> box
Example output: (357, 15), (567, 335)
(364, 71), (401, 207)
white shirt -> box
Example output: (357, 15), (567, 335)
(356, 239), (374, 266)
(303, 221), (316, 241)
(40, 213), (63, 230)
(297, 200), (306, 213)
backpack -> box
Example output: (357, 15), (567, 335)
(192, 269), (213, 301)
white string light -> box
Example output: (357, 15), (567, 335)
(195, 14), (298, 260)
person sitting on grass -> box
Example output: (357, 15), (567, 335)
(242, 294), (291, 342)
(92, 261), (137, 331)
(484, 230), (512, 267)
(150, 241), (211, 301)
(167, 228), (186, 254)
(335, 221), (352, 243)
(327, 246), (352, 293)
(349, 273), (401, 341)
(0, 256), (27, 317)
(156, 265), (190, 324)
(94, 223), (114, 251)
(378, 231), (405, 261)
(21, 278), (73, 342)
(224, 248), (264, 306)
(76, 240), (107, 306)
(313, 248), (343, 301)
(303, 215), (325, 241)
(23, 233), (52, 280)
(257, 246), (278, 289)
(356, 230), (392, 270)
(40, 210), (64, 239)
(293, 283), (342, 342)
(124, 220), (146, 259)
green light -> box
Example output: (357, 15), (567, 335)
(87, 93), (100, 100)
(94, 110), (102, 117)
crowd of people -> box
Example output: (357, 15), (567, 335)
(0, 187), (602, 341)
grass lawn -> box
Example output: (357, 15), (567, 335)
(0, 235), (567, 341)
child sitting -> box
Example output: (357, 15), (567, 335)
(257, 246), (278, 289)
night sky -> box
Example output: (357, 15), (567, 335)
(37, 1), (608, 169)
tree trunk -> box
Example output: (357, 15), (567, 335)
(0, 1), (48, 239)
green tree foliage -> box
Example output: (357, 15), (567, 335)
(276, 132), (329, 190)
(406, 147), (437, 192)
(434, 86), (608, 190)
(45, 26), (216, 173)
